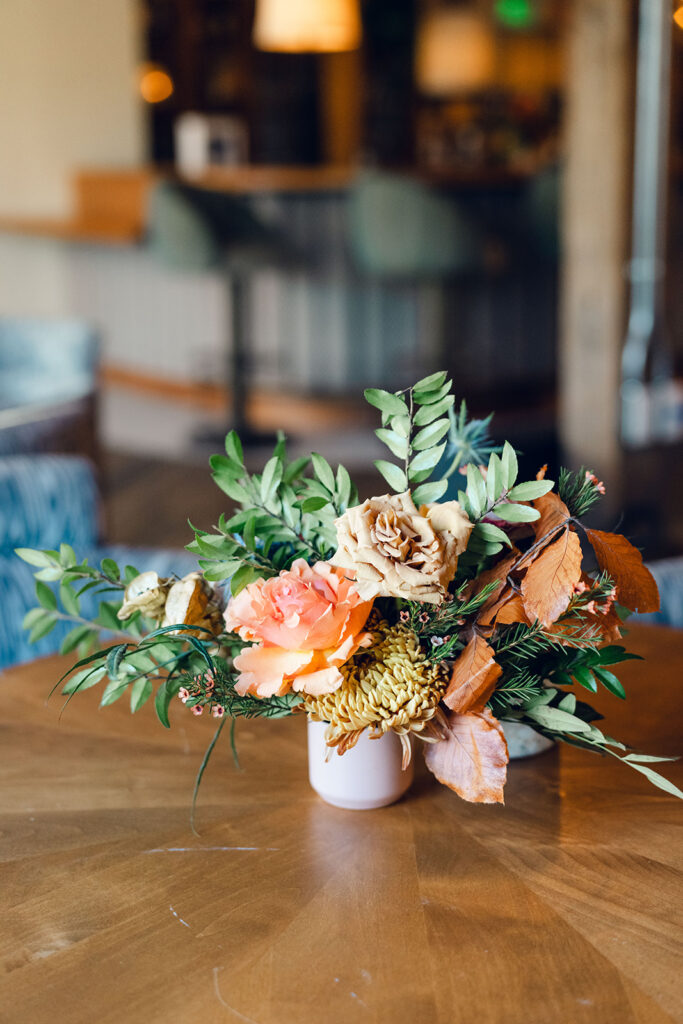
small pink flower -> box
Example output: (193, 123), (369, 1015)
(585, 471), (606, 495)
(191, 704), (204, 716)
(585, 601), (598, 614)
(573, 580), (588, 595)
(178, 687), (190, 704)
(399, 610), (410, 623)
(419, 612), (430, 624)
(204, 672), (215, 691)
(212, 705), (225, 718)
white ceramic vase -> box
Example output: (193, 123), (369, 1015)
(307, 720), (413, 810)
(502, 721), (555, 759)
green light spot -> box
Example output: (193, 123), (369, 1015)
(494, 0), (536, 29)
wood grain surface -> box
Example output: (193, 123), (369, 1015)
(1, 625), (681, 1024)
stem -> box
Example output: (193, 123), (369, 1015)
(190, 716), (227, 837)
(51, 610), (134, 643)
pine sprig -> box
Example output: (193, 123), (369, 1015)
(558, 466), (605, 518)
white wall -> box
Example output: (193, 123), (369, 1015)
(0, 0), (144, 218)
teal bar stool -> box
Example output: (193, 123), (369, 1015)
(347, 171), (484, 279)
(147, 181), (295, 445)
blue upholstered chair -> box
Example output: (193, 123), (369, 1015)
(0, 317), (99, 458)
(0, 455), (198, 670)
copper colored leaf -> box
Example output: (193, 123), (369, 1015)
(424, 709), (508, 804)
(584, 529), (660, 614)
(521, 528), (582, 626)
(493, 593), (531, 626)
(531, 491), (571, 544)
(443, 635), (502, 713)
(469, 550), (520, 608)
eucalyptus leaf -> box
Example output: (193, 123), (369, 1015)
(224, 430), (244, 465)
(59, 581), (80, 616)
(28, 613), (57, 644)
(527, 706), (592, 733)
(409, 442), (447, 477)
(130, 677), (153, 713)
(311, 453), (336, 493)
(412, 380), (451, 406)
(35, 580), (57, 611)
(14, 548), (55, 568)
(411, 418), (450, 452)
(412, 370), (447, 394)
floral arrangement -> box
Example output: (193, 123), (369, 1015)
(18, 372), (682, 814)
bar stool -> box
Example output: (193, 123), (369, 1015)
(147, 181), (296, 445)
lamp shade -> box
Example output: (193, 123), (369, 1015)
(253, 0), (362, 53)
(415, 8), (496, 96)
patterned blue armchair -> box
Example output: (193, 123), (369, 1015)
(0, 455), (198, 670)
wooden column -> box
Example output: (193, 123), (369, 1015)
(559, 0), (634, 504)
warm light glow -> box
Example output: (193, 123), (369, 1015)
(138, 65), (174, 104)
(675, 5), (683, 29)
(415, 9), (496, 96)
(253, 0), (362, 53)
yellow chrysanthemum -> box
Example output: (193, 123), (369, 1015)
(303, 617), (448, 756)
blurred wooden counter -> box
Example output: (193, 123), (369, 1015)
(0, 164), (532, 247)
(0, 624), (681, 1023)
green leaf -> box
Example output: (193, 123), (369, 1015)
(105, 644), (130, 679)
(413, 394), (455, 427)
(626, 763), (683, 799)
(374, 460), (408, 492)
(130, 677), (153, 712)
(473, 522), (512, 547)
(213, 474), (252, 504)
(593, 667), (626, 699)
(155, 677), (182, 728)
(100, 676), (131, 706)
(412, 370), (447, 394)
(35, 580), (57, 611)
(34, 567), (64, 582)
(558, 693), (577, 713)
(412, 380), (452, 406)
(14, 548), (54, 568)
(623, 753), (678, 764)
(301, 495), (329, 514)
(335, 464), (353, 508)
(260, 456), (282, 503)
(59, 581), (80, 616)
(376, 428), (409, 460)
(62, 665), (106, 695)
(494, 503), (540, 523)
(59, 543), (77, 567)
(507, 480), (554, 502)
(486, 453), (503, 503)
(411, 418), (450, 452)
(23, 607), (46, 630)
(230, 564), (256, 596)
(311, 453), (336, 493)
(101, 557), (121, 581)
(500, 441), (518, 490)
(28, 613), (57, 644)
(466, 463), (488, 516)
(411, 479), (448, 505)
(60, 625), (94, 655)
(283, 455), (310, 484)
(527, 706), (592, 733)
(224, 430), (243, 465)
(390, 415), (411, 438)
(573, 666), (598, 693)
(364, 388), (409, 418)
(409, 442), (447, 478)
(596, 646), (642, 666)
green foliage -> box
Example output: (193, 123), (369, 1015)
(365, 371), (454, 501)
(193, 430), (358, 589)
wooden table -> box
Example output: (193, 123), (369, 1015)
(1, 624), (681, 1024)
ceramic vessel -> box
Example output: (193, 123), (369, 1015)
(503, 721), (555, 759)
(307, 720), (413, 810)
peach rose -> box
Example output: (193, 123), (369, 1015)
(224, 559), (373, 699)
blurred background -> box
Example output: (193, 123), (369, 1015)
(1, 0), (682, 612)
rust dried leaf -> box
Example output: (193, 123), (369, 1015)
(521, 528), (582, 626)
(443, 635), (502, 713)
(424, 708), (508, 804)
(584, 529), (660, 614)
